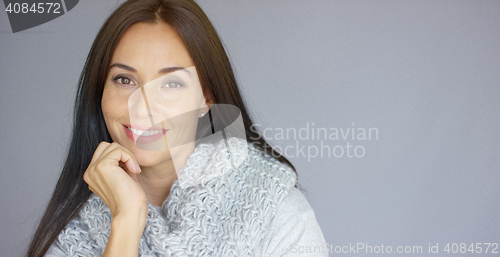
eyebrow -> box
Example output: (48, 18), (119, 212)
(109, 63), (191, 75)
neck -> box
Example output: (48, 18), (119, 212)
(137, 163), (177, 206)
(136, 142), (195, 206)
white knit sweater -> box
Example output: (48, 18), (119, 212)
(45, 137), (327, 256)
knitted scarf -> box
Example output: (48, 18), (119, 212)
(54, 137), (296, 256)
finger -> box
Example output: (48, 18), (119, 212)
(113, 145), (141, 174)
(118, 160), (140, 181)
(93, 142), (141, 174)
(97, 143), (141, 173)
(94, 142), (121, 163)
(103, 147), (141, 175)
(89, 142), (112, 165)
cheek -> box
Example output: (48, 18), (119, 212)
(101, 87), (114, 121)
(155, 94), (203, 117)
(101, 86), (128, 124)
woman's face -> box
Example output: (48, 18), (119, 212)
(102, 22), (208, 168)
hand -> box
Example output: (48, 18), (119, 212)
(83, 142), (148, 220)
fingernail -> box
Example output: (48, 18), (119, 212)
(136, 163), (141, 173)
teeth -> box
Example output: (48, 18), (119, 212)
(127, 126), (165, 136)
(134, 129), (144, 135)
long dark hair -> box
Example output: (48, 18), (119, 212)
(26, 0), (295, 256)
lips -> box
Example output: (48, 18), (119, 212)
(123, 124), (168, 144)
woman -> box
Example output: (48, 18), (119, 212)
(27, 0), (326, 256)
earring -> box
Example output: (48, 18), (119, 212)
(200, 112), (205, 118)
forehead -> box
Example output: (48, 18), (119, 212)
(111, 22), (194, 69)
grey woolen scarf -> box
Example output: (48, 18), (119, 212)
(54, 137), (296, 256)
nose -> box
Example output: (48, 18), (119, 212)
(128, 86), (159, 126)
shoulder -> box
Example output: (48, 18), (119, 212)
(46, 195), (109, 256)
(44, 218), (93, 256)
(255, 187), (328, 257)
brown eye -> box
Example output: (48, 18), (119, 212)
(112, 75), (135, 86)
(121, 78), (131, 84)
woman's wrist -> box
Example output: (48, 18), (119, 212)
(103, 211), (147, 257)
(112, 206), (148, 235)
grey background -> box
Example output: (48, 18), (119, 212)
(1, 1), (499, 256)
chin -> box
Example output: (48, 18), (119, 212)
(133, 149), (171, 166)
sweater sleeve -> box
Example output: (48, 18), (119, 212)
(255, 187), (329, 257)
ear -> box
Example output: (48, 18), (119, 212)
(201, 93), (213, 110)
(199, 93), (212, 117)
